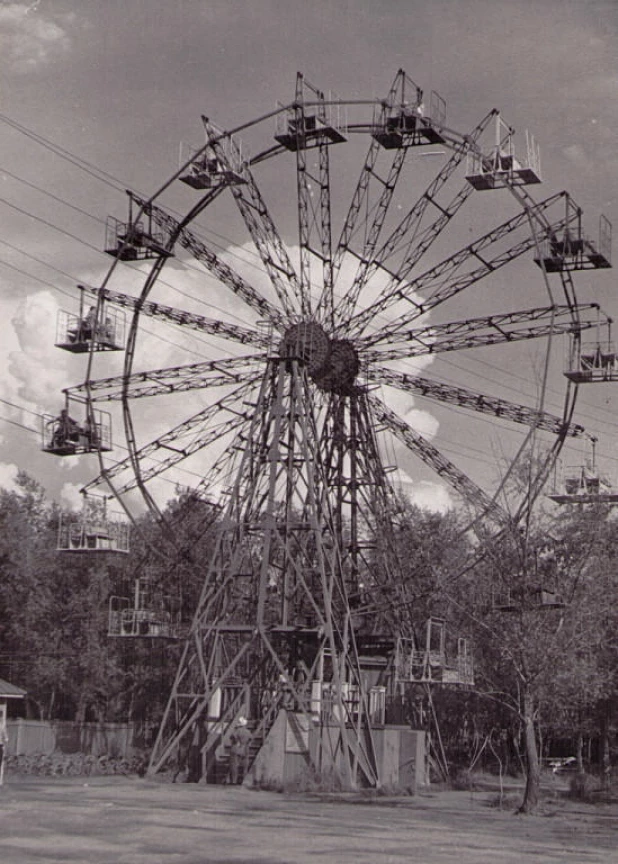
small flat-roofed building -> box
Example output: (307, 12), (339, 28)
(0, 677), (26, 784)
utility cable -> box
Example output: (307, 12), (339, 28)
(0, 115), (585, 419)
(3, 110), (614, 499)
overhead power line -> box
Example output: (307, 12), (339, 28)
(1, 107), (615, 492)
(0, 112), (128, 193)
(0, 416), (38, 435)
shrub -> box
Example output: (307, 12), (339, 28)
(450, 769), (474, 791)
(6, 751), (147, 778)
(567, 772), (599, 802)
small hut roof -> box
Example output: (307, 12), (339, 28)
(0, 677), (26, 699)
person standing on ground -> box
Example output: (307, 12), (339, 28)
(227, 716), (251, 785)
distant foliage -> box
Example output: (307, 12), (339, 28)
(0, 471), (616, 808)
(0, 474), (218, 725)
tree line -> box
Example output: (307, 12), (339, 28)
(0, 470), (615, 810)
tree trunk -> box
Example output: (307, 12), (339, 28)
(575, 730), (584, 773)
(31, 699), (44, 721)
(600, 702), (611, 793)
(518, 689), (540, 814)
(46, 688), (55, 721)
(75, 695), (88, 725)
(127, 683), (136, 724)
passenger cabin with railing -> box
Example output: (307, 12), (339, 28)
(274, 74), (347, 152)
(55, 292), (125, 354)
(179, 120), (247, 190)
(179, 147), (245, 190)
(105, 192), (173, 261)
(491, 586), (565, 612)
(395, 618), (474, 686)
(57, 497), (130, 553)
(534, 200), (612, 273)
(108, 576), (179, 637)
(549, 465), (618, 504)
(42, 404), (112, 456)
(565, 333), (618, 383)
(372, 73), (446, 149)
(549, 442), (618, 504)
(466, 113), (541, 190)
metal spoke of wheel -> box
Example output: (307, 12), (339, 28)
(327, 145), (408, 323)
(66, 355), (264, 402)
(362, 303), (602, 359)
(368, 393), (511, 527)
(132, 195), (286, 328)
(368, 366), (585, 438)
(349, 191), (568, 338)
(81, 284), (270, 348)
(216, 136), (302, 320)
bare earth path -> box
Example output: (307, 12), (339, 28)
(1, 776), (616, 863)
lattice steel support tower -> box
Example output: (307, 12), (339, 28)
(148, 335), (399, 787)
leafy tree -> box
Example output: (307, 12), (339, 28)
(456, 498), (618, 812)
(0, 472), (62, 717)
(101, 489), (221, 725)
(542, 504), (618, 786)
(0, 474), (126, 720)
(368, 499), (472, 637)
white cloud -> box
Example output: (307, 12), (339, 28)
(7, 289), (68, 407)
(392, 467), (453, 513)
(0, 2), (70, 73)
(402, 406), (439, 439)
(0, 461), (19, 491)
(59, 481), (83, 511)
(407, 480), (453, 514)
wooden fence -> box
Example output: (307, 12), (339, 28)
(6, 719), (156, 758)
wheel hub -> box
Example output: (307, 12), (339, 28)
(280, 322), (360, 394)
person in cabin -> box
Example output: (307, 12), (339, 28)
(51, 408), (80, 448)
(81, 306), (97, 341)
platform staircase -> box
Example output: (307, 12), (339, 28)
(202, 683), (290, 784)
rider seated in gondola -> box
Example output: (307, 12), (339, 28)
(50, 409), (81, 449)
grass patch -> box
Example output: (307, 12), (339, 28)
(485, 791), (521, 811)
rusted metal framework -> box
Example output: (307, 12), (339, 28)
(61, 70), (613, 787)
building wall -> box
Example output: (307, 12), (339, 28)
(249, 710), (288, 788)
(247, 711), (426, 791)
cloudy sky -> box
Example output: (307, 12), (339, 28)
(1, 0), (617, 517)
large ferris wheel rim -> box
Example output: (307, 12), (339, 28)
(86, 75), (582, 530)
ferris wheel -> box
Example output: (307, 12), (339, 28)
(63, 70), (611, 533)
(53, 71), (612, 782)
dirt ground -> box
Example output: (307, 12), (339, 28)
(0, 774), (617, 864)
